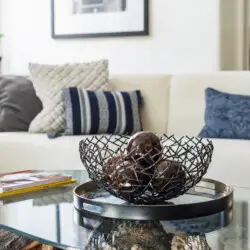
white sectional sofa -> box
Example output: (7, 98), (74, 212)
(1, 72), (250, 188)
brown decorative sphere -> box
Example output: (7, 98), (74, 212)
(127, 131), (162, 167)
(103, 154), (125, 177)
(152, 160), (186, 193)
(107, 159), (150, 195)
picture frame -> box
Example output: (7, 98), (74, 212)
(51, 0), (149, 39)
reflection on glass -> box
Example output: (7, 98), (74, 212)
(74, 208), (232, 250)
(86, 220), (212, 249)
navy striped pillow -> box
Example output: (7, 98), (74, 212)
(62, 88), (143, 135)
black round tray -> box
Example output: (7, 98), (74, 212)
(73, 178), (233, 221)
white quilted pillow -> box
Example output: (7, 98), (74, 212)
(29, 60), (109, 133)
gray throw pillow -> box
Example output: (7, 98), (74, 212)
(0, 75), (42, 131)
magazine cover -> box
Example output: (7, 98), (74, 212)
(0, 170), (72, 192)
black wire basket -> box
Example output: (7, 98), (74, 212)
(79, 134), (214, 204)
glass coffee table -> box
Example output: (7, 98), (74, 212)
(0, 170), (249, 249)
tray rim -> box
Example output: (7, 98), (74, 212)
(73, 178), (233, 220)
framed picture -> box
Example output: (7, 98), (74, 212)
(51, 0), (149, 38)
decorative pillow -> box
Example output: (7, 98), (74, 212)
(28, 60), (109, 133)
(199, 88), (250, 139)
(0, 75), (42, 131)
(62, 88), (143, 135)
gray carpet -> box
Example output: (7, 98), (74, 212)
(0, 229), (32, 250)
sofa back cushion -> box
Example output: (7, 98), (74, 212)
(109, 75), (171, 135)
(168, 72), (250, 136)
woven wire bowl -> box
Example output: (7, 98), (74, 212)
(79, 134), (214, 204)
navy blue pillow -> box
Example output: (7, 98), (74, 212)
(62, 88), (143, 135)
(199, 88), (250, 139)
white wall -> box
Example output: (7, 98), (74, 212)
(0, 0), (2, 56)
(0, 0), (238, 75)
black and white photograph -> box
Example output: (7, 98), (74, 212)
(72, 0), (127, 15)
(51, 0), (149, 38)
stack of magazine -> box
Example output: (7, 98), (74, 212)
(0, 170), (76, 198)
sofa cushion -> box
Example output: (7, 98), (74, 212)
(0, 132), (249, 188)
(109, 75), (171, 135)
(0, 132), (110, 173)
(168, 72), (250, 136)
(62, 88), (143, 135)
(199, 88), (250, 139)
(28, 60), (109, 133)
(204, 138), (250, 188)
(0, 75), (42, 132)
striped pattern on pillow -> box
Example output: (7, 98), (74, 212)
(62, 88), (143, 135)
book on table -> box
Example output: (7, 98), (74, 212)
(0, 170), (76, 197)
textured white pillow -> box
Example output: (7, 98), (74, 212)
(29, 60), (109, 133)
